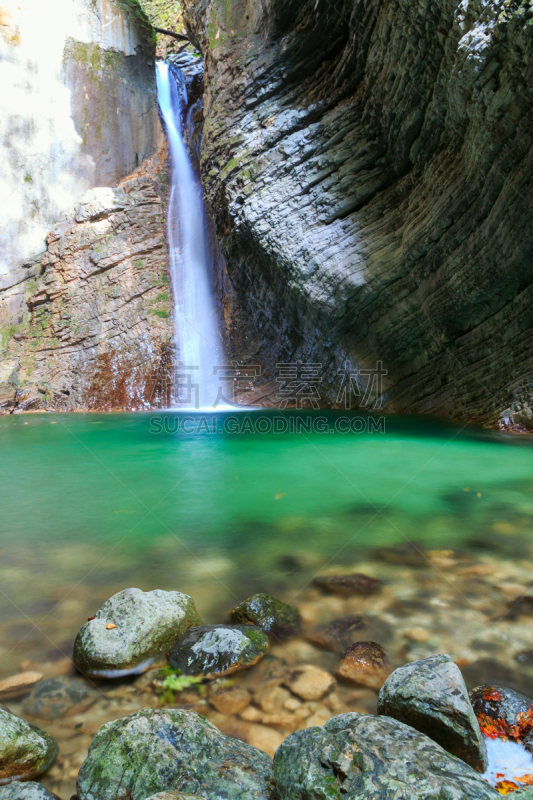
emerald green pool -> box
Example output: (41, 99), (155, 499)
(1, 410), (532, 676)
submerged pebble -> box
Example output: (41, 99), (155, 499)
(337, 641), (391, 690)
(313, 573), (382, 596)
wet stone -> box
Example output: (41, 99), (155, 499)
(23, 676), (97, 720)
(470, 684), (533, 754)
(507, 595), (533, 618)
(307, 616), (365, 652)
(378, 654), (488, 772)
(337, 642), (391, 690)
(168, 625), (269, 679)
(0, 706), (58, 785)
(313, 573), (382, 596)
(209, 686), (251, 715)
(283, 665), (335, 701)
(231, 594), (302, 640)
(0, 673), (43, 702)
(273, 713), (499, 800)
(73, 588), (202, 679)
(76, 707), (276, 800)
(374, 541), (427, 566)
(0, 782), (61, 800)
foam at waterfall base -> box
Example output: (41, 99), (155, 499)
(482, 737), (533, 787)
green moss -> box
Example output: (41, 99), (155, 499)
(0, 324), (20, 351)
(150, 310), (170, 319)
(499, 0), (533, 24)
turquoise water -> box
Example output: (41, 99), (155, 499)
(1, 410), (532, 675)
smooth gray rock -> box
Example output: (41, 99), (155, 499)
(168, 625), (269, 678)
(76, 707), (276, 800)
(0, 782), (61, 799)
(0, 707), (58, 785)
(378, 654), (487, 772)
(73, 588), (202, 678)
(273, 713), (499, 800)
(23, 676), (97, 720)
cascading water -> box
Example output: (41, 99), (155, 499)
(156, 60), (223, 409)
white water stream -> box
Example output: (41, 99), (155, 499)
(156, 60), (223, 409)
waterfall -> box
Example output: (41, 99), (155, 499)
(156, 60), (223, 410)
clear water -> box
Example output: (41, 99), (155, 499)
(155, 61), (223, 408)
(1, 410), (533, 677)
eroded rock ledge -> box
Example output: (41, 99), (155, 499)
(183, 0), (533, 426)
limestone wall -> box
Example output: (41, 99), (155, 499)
(0, 0), (164, 277)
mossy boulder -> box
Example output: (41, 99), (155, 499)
(273, 713), (499, 800)
(231, 594), (301, 640)
(168, 625), (269, 678)
(0, 707), (58, 785)
(74, 588), (202, 678)
(76, 708), (276, 800)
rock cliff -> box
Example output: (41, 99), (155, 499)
(182, 0), (533, 426)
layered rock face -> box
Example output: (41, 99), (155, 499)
(183, 0), (533, 425)
(0, 173), (172, 411)
(0, 0), (171, 410)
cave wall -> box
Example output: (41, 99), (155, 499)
(182, 0), (533, 426)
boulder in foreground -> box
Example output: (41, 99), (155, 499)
(378, 654), (487, 772)
(76, 707), (276, 800)
(273, 712), (499, 799)
(0, 706), (58, 785)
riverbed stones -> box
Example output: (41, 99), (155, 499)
(209, 686), (251, 715)
(73, 588), (202, 678)
(283, 665), (335, 701)
(231, 594), (302, 640)
(168, 625), (269, 679)
(378, 655), (487, 771)
(470, 683), (533, 753)
(76, 708), (276, 800)
(23, 676), (97, 720)
(273, 713), (499, 800)
(313, 574), (382, 596)
(0, 673), (43, 702)
(0, 706), (58, 785)
(307, 616), (365, 652)
(337, 642), (391, 690)
(0, 782), (61, 799)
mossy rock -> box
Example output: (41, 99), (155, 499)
(76, 708), (276, 800)
(231, 593), (301, 640)
(0, 708), (58, 785)
(168, 624), (269, 678)
(74, 588), (202, 678)
(274, 713), (500, 800)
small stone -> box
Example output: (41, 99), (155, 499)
(231, 594), (302, 640)
(242, 723), (284, 757)
(313, 573), (382, 596)
(284, 665), (335, 701)
(168, 625), (269, 679)
(0, 706), (58, 784)
(209, 686), (251, 715)
(375, 541), (427, 566)
(240, 705), (264, 722)
(23, 676), (97, 720)
(506, 595), (533, 619)
(307, 616), (365, 652)
(255, 685), (292, 713)
(0, 673), (43, 701)
(76, 708), (275, 800)
(0, 782), (61, 799)
(74, 588), (202, 679)
(337, 641), (391, 689)
(403, 627), (431, 643)
(283, 696), (302, 711)
(378, 654), (488, 772)
(273, 713), (499, 800)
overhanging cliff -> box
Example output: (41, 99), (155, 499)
(182, 0), (533, 426)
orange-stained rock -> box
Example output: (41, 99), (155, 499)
(337, 641), (391, 689)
